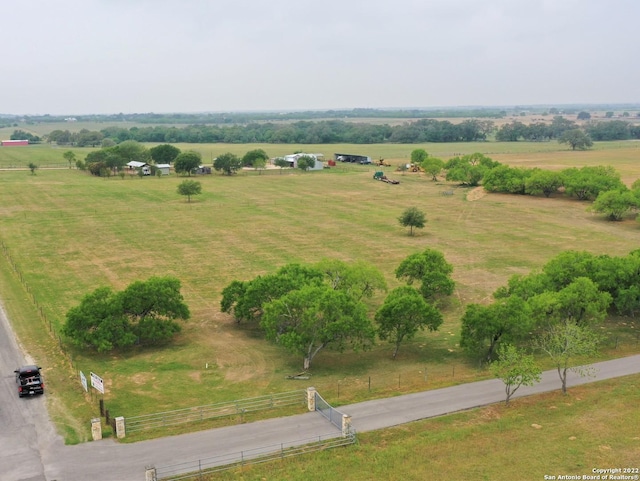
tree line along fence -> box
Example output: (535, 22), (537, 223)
(308, 337), (640, 405)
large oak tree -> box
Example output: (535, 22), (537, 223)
(375, 286), (442, 359)
(214, 152), (242, 175)
(174, 151), (202, 176)
(460, 294), (532, 361)
(150, 144), (181, 164)
(63, 276), (190, 352)
(261, 286), (375, 370)
(395, 248), (455, 303)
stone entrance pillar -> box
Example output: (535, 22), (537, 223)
(115, 416), (126, 439)
(91, 418), (102, 441)
(306, 387), (316, 411)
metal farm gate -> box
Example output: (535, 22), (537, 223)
(314, 390), (345, 431)
(148, 388), (356, 480)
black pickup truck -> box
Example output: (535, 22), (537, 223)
(14, 365), (44, 398)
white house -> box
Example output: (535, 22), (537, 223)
(156, 164), (171, 175)
(283, 153), (324, 170)
(126, 161), (151, 175)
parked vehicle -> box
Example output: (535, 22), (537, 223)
(373, 171), (400, 184)
(335, 153), (372, 164)
(14, 365), (44, 398)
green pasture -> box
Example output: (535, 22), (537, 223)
(213, 374), (640, 481)
(1, 139), (638, 173)
(0, 142), (639, 446)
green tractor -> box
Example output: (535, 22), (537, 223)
(373, 171), (400, 184)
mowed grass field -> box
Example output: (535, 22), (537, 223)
(0, 141), (639, 451)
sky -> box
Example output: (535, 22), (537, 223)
(2, 0), (639, 115)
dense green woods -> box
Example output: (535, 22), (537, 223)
(27, 116), (637, 147)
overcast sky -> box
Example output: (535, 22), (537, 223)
(3, 0), (639, 115)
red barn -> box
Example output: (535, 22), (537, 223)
(1, 140), (29, 146)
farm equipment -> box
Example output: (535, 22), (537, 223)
(373, 171), (400, 184)
(396, 163), (421, 172)
(375, 158), (390, 167)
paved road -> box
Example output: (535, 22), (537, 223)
(345, 354), (640, 433)
(0, 301), (61, 481)
(51, 354), (640, 481)
(2, 299), (640, 481)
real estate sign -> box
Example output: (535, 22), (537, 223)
(90, 371), (104, 394)
(79, 371), (88, 392)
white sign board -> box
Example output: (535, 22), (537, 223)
(90, 372), (104, 394)
(79, 371), (88, 392)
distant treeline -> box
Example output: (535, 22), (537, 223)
(43, 116), (640, 146)
(13, 108), (507, 125)
(10, 129), (41, 143)
(496, 118), (640, 142)
(5, 105), (640, 126)
(47, 119), (496, 145)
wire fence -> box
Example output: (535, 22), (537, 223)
(153, 430), (356, 481)
(0, 237), (114, 433)
(0, 238), (61, 342)
(311, 363), (484, 405)
(150, 388), (355, 481)
(124, 390), (306, 434)
(309, 337), (640, 404)
(0, 162), (72, 169)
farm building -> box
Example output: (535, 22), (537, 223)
(283, 153), (324, 170)
(195, 165), (211, 174)
(1, 140), (29, 146)
(126, 161), (151, 175)
(156, 164), (171, 175)
(335, 153), (371, 164)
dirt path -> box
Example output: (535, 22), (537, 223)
(466, 186), (487, 201)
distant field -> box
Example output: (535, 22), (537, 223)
(1, 139), (639, 175)
(2, 111), (638, 141)
(0, 141), (639, 446)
